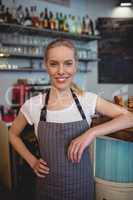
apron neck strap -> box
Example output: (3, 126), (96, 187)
(70, 88), (86, 120)
(40, 88), (86, 121)
(40, 88), (50, 121)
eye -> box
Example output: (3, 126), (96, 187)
(49, 62), (58, 67)
(64, 62), (73, 66)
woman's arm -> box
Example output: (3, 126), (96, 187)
(9, 111), (49, 177)
(89, 96), (133, 137)
(68, 96), (133, 163)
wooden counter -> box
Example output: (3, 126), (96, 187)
(6, 113), (133, 142)
(91, 116), (133, 142)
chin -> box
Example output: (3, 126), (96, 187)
(52, 83), (70, 91)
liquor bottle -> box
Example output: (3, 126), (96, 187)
(0, 2), (5, 23)
(63, 15), (69, 32)
(58, 12), (64, 32)
(52, 13), (57, 31)
(81, 17), (86, 35)
(73, 15), (78, 34)
(71, 15), (76, 33)
(84, 15), (93, 35)
(11, 0), (17, 24)
(23, 7), (32, 26)
(39, 11), (44, 28)
(77, 16), (82, 35)
(90, 19), (94, 35)
(0, 0), (3, 22)
(5, 7), (12, 23)
(16, 5), (24, 25)
(49, 11), (55, 30)
(31, 6), (40, 27)
(43, 8), (49, 29)
(55, 12), (59, 31)
(67, 14), (73, 33)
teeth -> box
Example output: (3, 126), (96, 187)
(57, 78), (65, 81)
(57, 78), (66, 80)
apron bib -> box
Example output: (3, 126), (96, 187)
(36, 88), (94, 200)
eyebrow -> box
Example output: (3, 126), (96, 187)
(49, 59), (73, 62)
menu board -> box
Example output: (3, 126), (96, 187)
(97, 18), (133, 83)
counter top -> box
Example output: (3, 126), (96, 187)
(5, 112), (133, 143)
(91, 116), (133, 142)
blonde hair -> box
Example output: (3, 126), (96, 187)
(44, 38), (84, 96)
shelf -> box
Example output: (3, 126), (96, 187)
(27, 83), (50, 86)
(0, 69), (46, 72)
(0, 23), (100, 42)
(1, 41), (43, 48)
(0, 53), (99, 62)
(0, 68), (91, 73)
(79, 58), (100, 62)
(0, 53), (43, 59)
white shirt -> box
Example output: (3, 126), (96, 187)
(20, 92), (97, 137)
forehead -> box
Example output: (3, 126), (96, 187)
(47, 45), (75, 60)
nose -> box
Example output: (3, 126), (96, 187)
(57, 64), (65, 75)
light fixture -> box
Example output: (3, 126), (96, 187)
(119, 0), (132, 7)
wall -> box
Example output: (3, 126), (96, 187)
(1, 0), (133, 106)
(85, 0), (133, 100)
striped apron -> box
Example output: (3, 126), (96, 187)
(36, 88), (94, 200)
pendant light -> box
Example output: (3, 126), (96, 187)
(119, 0), (132, 7)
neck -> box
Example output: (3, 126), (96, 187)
(50, 86), (71, 96)
(48, 86), (72, 106)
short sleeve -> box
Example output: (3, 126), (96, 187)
(20, 99), (34, 125)
(84, 92), (98, 116)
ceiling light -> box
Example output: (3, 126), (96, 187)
(119, 0), (132, 7)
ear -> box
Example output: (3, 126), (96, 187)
(43, 59), (48, 71)
(75, 60), (78, 73)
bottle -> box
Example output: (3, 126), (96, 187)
(23, 7), (32, 26)
(73, 15), (78, 34)
(67, 14), (74, 33)
(43, 8), (49, 29)
(81, 17), (86, 35)
(16, 5), (24, 25)
(84, 15), (94, 35)
(90, 19), (94, 35)
(71, 15), (76, 33)
(55, 12), (59, 31)
(11, 0), (17, 24)
(39, 11), (44, 28)
(58, 12), (64, 31)
(52, 13), (57, 31)
(31, 6), (39, 27)
(0, 2), (5, 23)
(77, 16), (82, 35)
(63, 15), (69, 32)
(5, 7), (12, 23)
(0, 0), (3, 22)
(49, 11), (55, 30)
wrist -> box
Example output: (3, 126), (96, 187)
(86, 128), (96, 140)
(27, 155), (38, 169)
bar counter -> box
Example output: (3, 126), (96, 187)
(92, 115), (133, 142)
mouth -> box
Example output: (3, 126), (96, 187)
(55, 76), (70, 83)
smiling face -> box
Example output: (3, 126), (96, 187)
(45, 45), (77, 91)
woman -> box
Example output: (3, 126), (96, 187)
(9, 38), (133, 200)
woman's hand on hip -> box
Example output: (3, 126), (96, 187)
(32, 158), (50, 178)
(67, 132), (94, 163)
